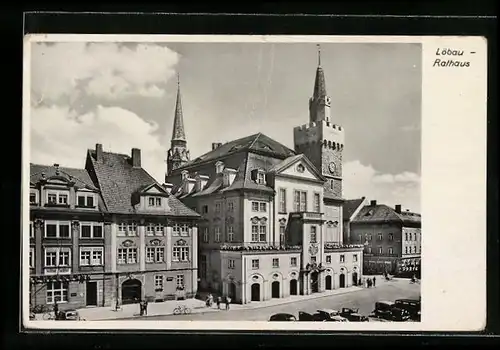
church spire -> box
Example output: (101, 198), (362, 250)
(313, 44), (327, 99)
(171, 73), (186, 142)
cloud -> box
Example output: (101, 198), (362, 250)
(343, 160), (421, 212)
(30, 105), (166, 182)
(31, 42), (178, 102)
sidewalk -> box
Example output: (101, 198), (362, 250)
(76, 285), (364, 320)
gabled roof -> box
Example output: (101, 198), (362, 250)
(269, 153), (325, 181)
(86, 149), (199, 217)
(352, 203), (421, 226)
(135, 183), (169, 196)
(174, 132), (296, 172)
(342, 197), (366, 221)
(30, 163), (98, 191)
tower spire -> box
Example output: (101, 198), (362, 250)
(171, 73), (186, 142)
(317, 44), (321, 66)
(313, 45), (327, 99)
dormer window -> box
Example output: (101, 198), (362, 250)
(46, 190), (69, 206)
(77, 192), (96, 208)
(257, 171), (265, 185)
(148, 197), (162, 207)
(215, 161), (225, 174)
(30, 191), (38, 205)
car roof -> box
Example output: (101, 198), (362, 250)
(318, 308), (338, 313)
(272, 313), (295, 317)
(377, 301), (394, 305)
(395, 299), (420, 302)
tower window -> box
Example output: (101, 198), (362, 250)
(330, 180), (334, 190)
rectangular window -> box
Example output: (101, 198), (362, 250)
(388, 247), (394, 255)
(215, 227), (221, 242)
(228, 202), (234, 212)
(358, 234), (362, 242)
(259, 225), (267, 242)
(340, 254), (345, 263)
(405, 232), (408, 241)
(148, 197), (155, 207)
(378, 246), (383, 254)
(30, 222), (34, 238)
(76, 193), (96, 208)
(251, 259), (259, 269)
(117, 222), (137, 236)
(200, 255), (207, 278)
(45, 221), (71, 238)
(293, 190), (300, 212)
(203, 227), (209, 243)
(299, 191), (307, 212)
(367, 247), (372, 254)
(46, 190), (69, 206)
(46, 281), (69, 304)
(146, 247), (165, 263)
(215, 203), (221, 213)
(44, 247), (71, 267)
(172, 246), (190, 262)
(290, 257), (297, 267)
(202, 205), (208, 214)
(117, 248), (137, 264)
(80, 222), (104, 239)
(251, 225), (259, 242)
(30, 192), (37, 205)
(313, 193), (320, 213)
(388, 233), (394, 241)
(279, 188), (287, 212)
(176, 274), (185, 288)
(227, 226), (234, 242)
(155, 197), (162, 207)
(259, 202), (266, 212)
(279, 225), (286, 245)
(257, 172), (265, 185)
(368, 234), (372, 241)
(311, 256), (317, 263)
(155, 275), (163, 290)
(378, 233), (383, 241)
(405, 246), (408, 254)
(251, 201), (259, 212)
(353, 254), (358, 262)
(272, 258), (279, 268)
(152, 224), (164, 236)
(29, 248), (34, 268)
(80, 247), (103, 266)
(326, 255), (332, 263)
(227, 259), (235, 269)
(310, 226), (317, 243)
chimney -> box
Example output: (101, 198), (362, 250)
(131, 148), (141, 168)
(95, 144), (103, 162)
(370, 200), (377, 206)
(212, 142), (223, 151)
(395, 204), (402, 213)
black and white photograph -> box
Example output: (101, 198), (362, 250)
(22, 35), (486, 331)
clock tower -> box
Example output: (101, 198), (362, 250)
(293, 45), (344, 200)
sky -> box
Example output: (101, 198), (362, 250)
(29, 40), (422, 212)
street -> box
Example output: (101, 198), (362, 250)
(123, 278), (420, 321)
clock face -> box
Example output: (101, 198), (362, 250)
(328, 162), (336, 173)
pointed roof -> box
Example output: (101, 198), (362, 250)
(269, 153), (326, 181)
(171, 75), (186, 142)
(342, 197), (366, 221)
(313, 45), (327, 98)
(174, 132), (296, 171)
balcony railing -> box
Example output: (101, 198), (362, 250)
(289, 211), (324, 221)
(324, 243), (365, 250)
(219, 242), (302, 252)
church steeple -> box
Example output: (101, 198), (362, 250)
(171, 74), (186, 141)
(166, 73), (190, 179)
(309, 44), (331, 123)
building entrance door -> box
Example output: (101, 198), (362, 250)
(325, 275), (332, 290)
(352, 272), (358, 286)
(251, 283), (260, 301)
(311, 272), (319, 293)
(339, 273), (346, 288)
(122, 279), (142, 304)
(290, 279), (298, 295)
(86, 281), (97, 306)
(271, 281), (280, 298)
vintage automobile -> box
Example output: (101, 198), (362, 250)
(57, 309), (85, 321)
(373, 301), (411, 322)
(316, 309), (349, 322)
(339, 308), (369, 322)
(269, 313), (297, 321)
(394, 299), (421, 321)
(298, 311), (324, 321)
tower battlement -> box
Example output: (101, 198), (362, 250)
(294, 120), (345, 150)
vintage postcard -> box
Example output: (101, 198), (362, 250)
(22, 34), (487, 332)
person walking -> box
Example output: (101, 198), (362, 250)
(139, 299), (144, 316)
(372, 276), (376, 287)
(144, 299), (149, 316)
(216, 296), (222, 310)
(225, 296), (231, 310)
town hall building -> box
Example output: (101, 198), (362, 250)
(165, 48), (364, 304)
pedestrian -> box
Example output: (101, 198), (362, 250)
(216, 296), (221, 310)
(367, 279), (372, 288)
(209, 293), (214, 307)
(358, 278), (362, 287)
(53, 301), (59, 319)
(144, 299), (149, 315)
(115, 298), (121, 311)
(139, 300), (144, 316)
(225, 296), (231, 310)
(372, 276), (376, 287)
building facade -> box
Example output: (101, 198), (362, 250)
(346, 200), (421, 277)
(29, 146), (201, 312)
(165, 47), (364, 304)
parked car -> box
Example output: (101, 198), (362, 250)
(373, 301), (411, 322)
(57, 309), (85, 321)
(339, 308), (369, 322)
(316, 309), (349, 322)
(298, 311), (324, 321)
(269, 313), (297, 321)
(394, 299), (421, 321)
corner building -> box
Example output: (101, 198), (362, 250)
(165, 48), (364, 304)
